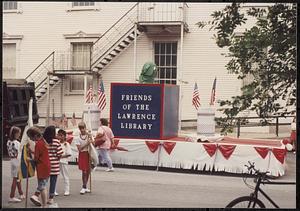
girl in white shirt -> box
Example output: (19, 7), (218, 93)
(7, 126), (25, 203)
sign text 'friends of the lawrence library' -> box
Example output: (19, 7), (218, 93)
(110, 83), (179, 139)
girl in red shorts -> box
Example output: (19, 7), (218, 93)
(75, 122), (94, 194)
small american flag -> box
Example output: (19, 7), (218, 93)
(97, 80), (106, 111)
(192, 82), (201, 110)
(210, 77), (217, 106)
(85, 85), (94, 103)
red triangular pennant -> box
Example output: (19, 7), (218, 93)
(254, 147), (269, 159)
(272, 148), (286, 164)
(218, 145), (236, 160)
(203, 144), (217, 157)
(163, 142), (176, 155)
(145, 141), (160, 153)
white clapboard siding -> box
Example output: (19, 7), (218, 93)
(3, 2), (135, 78)
(4, 2), (286, 125)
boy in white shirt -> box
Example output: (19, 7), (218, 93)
(57, 129), (72, 196)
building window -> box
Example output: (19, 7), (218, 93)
(154, 42), (177, 85)
(3, 1), (17, 10)
(70, 42), (92, 92)
(71, 42), (92, 70)
(3, 43), (16, 79)
(72, 2), (95, 7)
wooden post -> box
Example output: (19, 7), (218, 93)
(156, 142), (162, 171)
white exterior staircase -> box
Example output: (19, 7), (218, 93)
(25, 3), (188, 101)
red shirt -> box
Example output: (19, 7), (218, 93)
(34, 138), (51, 179)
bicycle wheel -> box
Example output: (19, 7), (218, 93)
(226, 196), (265, 208)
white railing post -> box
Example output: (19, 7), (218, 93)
(46, 74), (50, 126)
(134, 23), (137, 82)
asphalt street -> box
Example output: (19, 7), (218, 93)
(1, 152), (296, 209)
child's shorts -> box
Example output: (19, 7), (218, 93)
(11, 158), (20, 178)
(37, 178), (49, 192)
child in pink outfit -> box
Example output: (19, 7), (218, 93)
(96, 118), (115, 172)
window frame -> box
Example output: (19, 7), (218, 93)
(68, 42), (93, 94)
(3, 1), (22, 13)
(63, 32), (101, 95)
(153, 41), (178, 85)
(3, 33), (23, 79)
(66, 2), (100, 12)
(3, 43), (17, 79)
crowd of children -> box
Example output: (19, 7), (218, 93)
(6, 118), (115, 208)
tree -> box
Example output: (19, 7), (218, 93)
(197, 3), (296, 134)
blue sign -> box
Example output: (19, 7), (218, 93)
(111, 83), (162, 139)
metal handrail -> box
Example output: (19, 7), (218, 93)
(25, 51), (54, 80)
(93, 3), (138, 46)
(35, 77), (47, 90)
(91, 2), (188, 69)
(91, 26), (136, 68)
(90, 5), (138, 68)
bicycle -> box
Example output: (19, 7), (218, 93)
(225, 161), (296, 208)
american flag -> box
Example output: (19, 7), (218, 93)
(97, 80), (106, 111)
(210, 77), (217, 105)
(85, 85), (94, 103)
(192, 82), (201, 110)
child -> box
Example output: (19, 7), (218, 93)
(96, 118), (115, 172)
(290, 117), (296, 153)
(44, 126), (63, 205)
(7, 126), (25, 203)
(57, 129), (72, 196)
(74, 122), (93, 194)
(28, 126), (51, 208)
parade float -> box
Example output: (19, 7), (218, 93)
(65, 62), (289, 177)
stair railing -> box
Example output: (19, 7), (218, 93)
(25, 51), (55, 90)
(90, 3), (138, 68)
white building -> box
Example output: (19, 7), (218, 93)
(3, 2), (280, 127)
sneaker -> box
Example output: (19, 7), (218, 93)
(54, 192), (59, 196)
(8, 197), (22, 203)
(85, 188), (91, 193)
(80, 188), (86, 194)
(30, 195), (42, 206)
(64, 191), (70, 196)
(47, 198), (54, 205)
(19, 195), (26, 200)
(105, 168), (114, 172)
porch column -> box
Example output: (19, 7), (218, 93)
(84, 74), (87, 103)
(46, 74), (50, 126)
(134, 23), (137, 82)
(61, 77), (64, 116)
(178, 22), (184, 133)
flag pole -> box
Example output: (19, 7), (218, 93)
(88, 107), (92, 193)
(25, 145), (29, 208)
